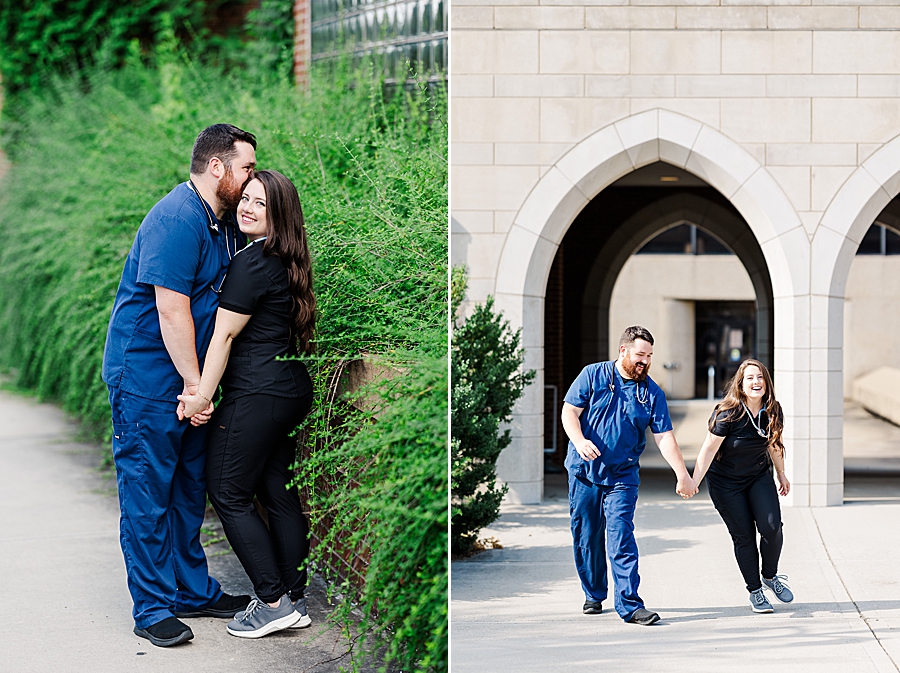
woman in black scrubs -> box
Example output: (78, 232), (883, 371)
(179, 169), (315, 638)
(692, 359), (794, 614)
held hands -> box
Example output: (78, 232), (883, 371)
(574, 438), (601, 461)
(176, 383), (214, 426)
(776, 471), (791, 497)
(178, 393), (214, 425)
(676, 474), (699, 500)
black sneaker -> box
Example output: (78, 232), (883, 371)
(174, 593), (252, 618)
(582, 600), (603, 615)
(134, 617), (193, 647)
(626, 608), (660, 626)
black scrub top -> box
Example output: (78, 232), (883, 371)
(217, 238), (312, 400)
(707, 405), (780, 482)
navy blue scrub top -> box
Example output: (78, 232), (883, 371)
(102, 182), (240, 403)
(564, 360), (673, 486)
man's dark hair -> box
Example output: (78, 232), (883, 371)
(619, 325), (654, 348)
(190, 124), (257, 175)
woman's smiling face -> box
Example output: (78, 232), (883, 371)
(742, 364), (766, 403)
(236, 178), (267, 240)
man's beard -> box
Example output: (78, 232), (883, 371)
(621, 353), (650, 382)
(216, 165), (244, 212)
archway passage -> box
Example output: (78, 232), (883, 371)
(842, 197), (900, 478)
(493, 109), (822, 505)
(543, 163), (774, 470)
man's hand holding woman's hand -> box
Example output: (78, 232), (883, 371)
(176, 382), (214, 426)
(676, 474), (698, 500)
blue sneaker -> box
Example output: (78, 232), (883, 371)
(749, 588), (774, 613)
(762, 574), (794, 603)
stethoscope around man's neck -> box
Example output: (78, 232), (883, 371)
(188, 180), (237, 261)
(589, 360), (650, 405)
(602, 361), (649, 405)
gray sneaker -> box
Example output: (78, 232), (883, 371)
(762, 574), (794, 603)
(226, 595), (301, 638)
(749, 588), (774, 613)
(289, 596), (312, 629)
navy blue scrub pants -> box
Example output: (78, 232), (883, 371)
(568, 472), (643, 620)
(109, 387), (223, 629)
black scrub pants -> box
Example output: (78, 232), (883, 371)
(707, 468), (783, 592)
(206, 391), (313, 604)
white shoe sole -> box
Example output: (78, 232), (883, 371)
(227, 611), (301, 638)
(751, 605), (774, 613)
(289, 614), (312, 629)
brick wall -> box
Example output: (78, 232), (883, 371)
(293, 0), (311, 88)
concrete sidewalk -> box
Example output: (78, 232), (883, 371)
(451, 471), (900, 673)
(0, 390), (362, 673)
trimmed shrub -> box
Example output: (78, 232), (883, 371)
(451, 271), (534, 555)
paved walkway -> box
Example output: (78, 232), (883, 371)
(0, 390), (364, 673)
(452, 469), (900, 672)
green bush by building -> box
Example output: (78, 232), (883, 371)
(451, 269), (534, 555)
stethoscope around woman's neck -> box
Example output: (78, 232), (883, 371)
(741, 400), (769, 438)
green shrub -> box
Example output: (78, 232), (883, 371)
(0, 0), (245, 99)
(0, 42), (446, 672)
(299, 355), (447, 672)
(451, 270), (534, 555)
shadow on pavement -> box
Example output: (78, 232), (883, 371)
(652, 599), (900, 623)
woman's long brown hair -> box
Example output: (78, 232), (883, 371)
(709, 358), (785, 457)
(252, 170), (316, 354)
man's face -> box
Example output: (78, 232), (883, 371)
(620, 339), (653, 382)
(216, 141), (257, 212)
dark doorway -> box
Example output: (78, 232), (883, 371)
(543, 162), (774, 468)
(694, 300), (756, 398)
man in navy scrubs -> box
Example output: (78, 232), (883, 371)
(561, 325), (697, 626)
(102, 124), (258, 647)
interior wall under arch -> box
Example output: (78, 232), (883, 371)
(571, 184), (774, 379)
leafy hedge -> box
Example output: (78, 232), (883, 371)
(0, 40), (446, 673)
(0, 0), (262, 98)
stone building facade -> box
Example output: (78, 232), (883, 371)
(450, 2), (900, 507)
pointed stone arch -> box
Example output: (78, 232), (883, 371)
(491, 109), (828, 505)
(578, 192), (773, 371)
(801, 135), (900, 506)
